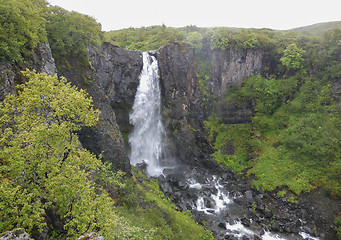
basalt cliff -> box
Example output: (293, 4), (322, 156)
(1, 41), (340, 239)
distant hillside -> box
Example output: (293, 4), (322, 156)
(291, 21), (341, 35)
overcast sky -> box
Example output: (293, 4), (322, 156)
(47, 0), (341, 31)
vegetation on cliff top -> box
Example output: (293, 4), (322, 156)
(0, 0), (102, 63)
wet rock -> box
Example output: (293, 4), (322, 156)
(253, 234), (262, 240)
(178, 181), (187, 188)
(241, 217), (250, 227)
(295, 219), (302, 227)
(162, 168), (173, 176)
(0, 229), (33, 240)
(206, 199), (215, 209)
(245, 190), (255, 203)
(284, 222), (299, 234)
(218, 222), (226, 229)
(271, 220), (282, 232)
(76, 232), (104, 240)
(179, 202), (187, 211)
(224, 235), (238, 240)
(135, 161), (148, 172)
(159, 181), (172, 194)
(301, 226), (314, 236)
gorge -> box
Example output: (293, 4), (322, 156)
(1, 19), (341, 239)
(123, 46), (329, 239)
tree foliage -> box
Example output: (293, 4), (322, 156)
(280, 43), (306, 70)
(0, 0), (48, 61)
(210, 28), (230, 50)
(0, 70), (148, 239)
(45, 6), (103, 60)
(104, 25), (186, 51)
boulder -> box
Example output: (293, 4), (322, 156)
(0, 229), (33, 240)
(76, 232), (104, 240)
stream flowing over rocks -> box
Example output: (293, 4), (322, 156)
(153, 165), (322, 240)
(129, 48), (327, 240)
(1, 41), (339, 239)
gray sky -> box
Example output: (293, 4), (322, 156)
(47, 0), (341, 31)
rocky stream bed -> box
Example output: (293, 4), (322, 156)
(136, 163), (337, 240)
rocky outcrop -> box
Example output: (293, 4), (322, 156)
(76, 232), (104, 240)
(31, 42), (57, 77)
(209, 48), (263, 124)
(0, 41), (141, 173)
(0, 229), (33, 240)
(158, 43), (263, 166)
(88, 42), (143, 136)
(0, 42), (57, 101)
(157, 165), (338, 239)
(209, 48), (263, 96)
(55, 43), (142, 173)
(159, 43), (210, 167)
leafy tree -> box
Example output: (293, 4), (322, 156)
(186, 31), (203, 48)
(0, 70), (147, 239)
(45, 6), (103, 60)
(280, 43), (306, 71)
(0, 0), (48, 61)
(210, 28), (230, 50)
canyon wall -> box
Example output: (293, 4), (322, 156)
(158, 43), (263, 166)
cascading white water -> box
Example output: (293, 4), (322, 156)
(129, 52), (165, 176)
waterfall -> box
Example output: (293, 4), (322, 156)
(129, 52), (165, 176)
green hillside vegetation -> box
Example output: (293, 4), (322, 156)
(0, 0), (47, 62)
(0, 0), (103, 63)
(291, 21), (341, 35)
(205, 28), (341, 197)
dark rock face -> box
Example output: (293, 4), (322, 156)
(0, 42), (57, 102)
(158, 43), (263, 166)
(55, 43), (143, 173)
(159, 43), (210, 167)
(31, 42), (57, 77)
(89, 43), (143, 135)
(209, 48), (263, 96)
(209, 48), (262, 124)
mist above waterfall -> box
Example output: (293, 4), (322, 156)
(129, 52), (166, 176)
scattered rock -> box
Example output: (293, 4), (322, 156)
(135, 161), (148, 172)
(218, 222), (226, 229)
(245, 190), (254, 203)
(76, 232), (104, 240)
(284, 222), (299, 234)
(0, 229), (33, 240)
(271, 220), (282, 232)
(253, 234), (262, 240)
